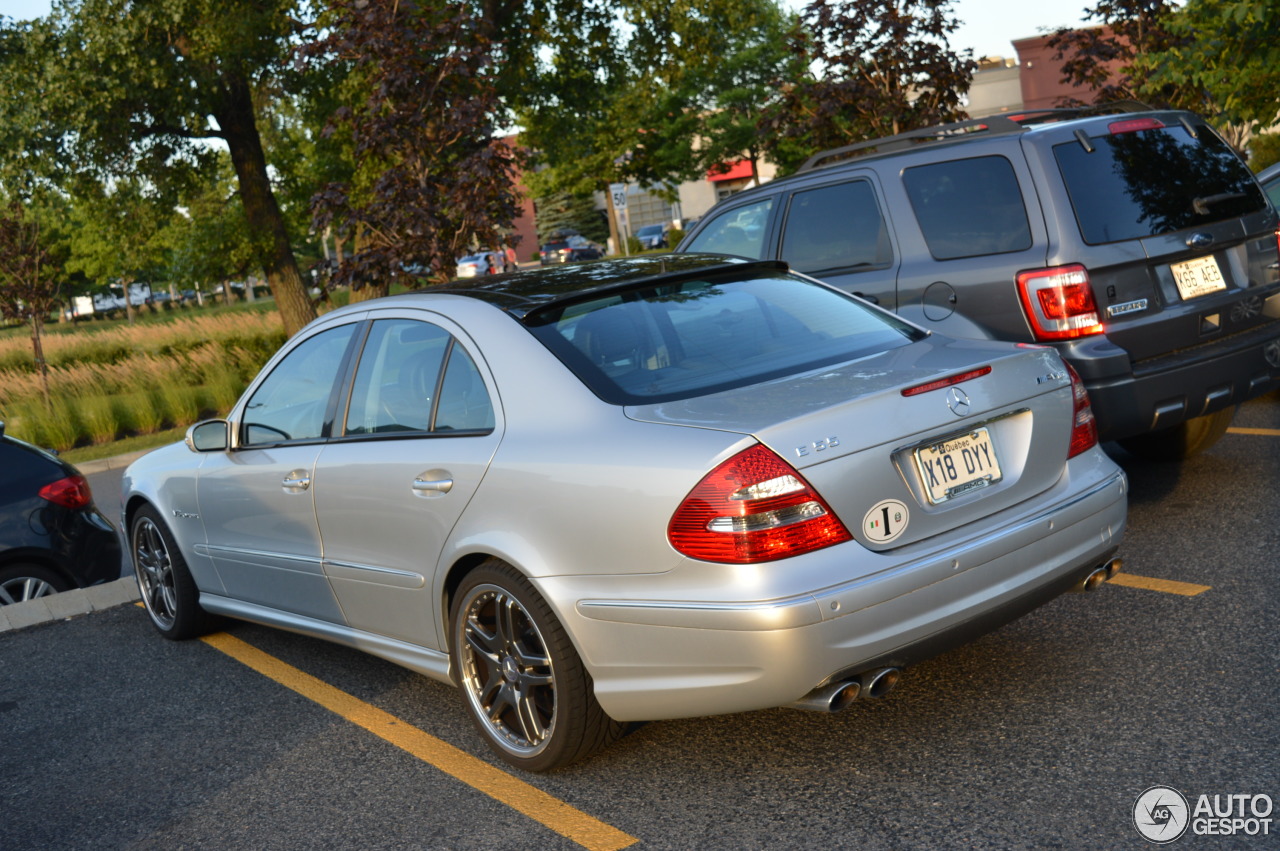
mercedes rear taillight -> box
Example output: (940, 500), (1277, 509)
(1065, 362), (1098, 459)
(38, 475), (93, 509)
(668, 444), (852, 564)
(1016, 264), (1104, 341)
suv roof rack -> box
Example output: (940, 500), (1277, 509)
(797, 100), (1154, 173)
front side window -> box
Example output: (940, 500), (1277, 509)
(344, 318), (494, 436)
(903, 156), (1032, 260)
(781, 180), (892, 274)
(683, 197), (774, 258)
(526, 273), (922, 405)
(1055, 124), (1267, 244)
(242, 324), (357, 446)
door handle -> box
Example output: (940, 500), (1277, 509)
(413, 477), (453, 494)
(282, 472), (311, 490)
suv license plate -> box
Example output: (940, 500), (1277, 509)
(1171, 255), (1226, 301)
(914, 427), (1003, 504)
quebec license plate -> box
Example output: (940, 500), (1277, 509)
(914, 427), (1003, 504)
(1171, 254), (1226, 301)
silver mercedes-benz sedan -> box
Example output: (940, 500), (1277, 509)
(122, 254), (1127, 771)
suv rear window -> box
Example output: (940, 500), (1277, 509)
(525, 273), (921, 404)
(1054, 123), (1267, 245)
(902, 156), (1032, 260)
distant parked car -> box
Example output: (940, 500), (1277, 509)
(538, 240), (603, 265)
(0, 423), (121, 605)
(456, 252), (514, 278)
(122, 253), (1125, 771)
(635, 224), (668, 250)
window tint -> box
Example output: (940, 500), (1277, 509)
(435, 346), (495, 432)
(242, 324), (357, 446)
(345, 320), (450, 435)
(781, 180), (891, 273)
(903, 156), (1032, 259)
(1055, 124), (1267, 244)
(526, 273), (922, 405)
(683, 197), (774, 258)
(344, 318), (495, 436)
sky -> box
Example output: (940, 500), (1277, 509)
(1, 0), (1093, 62)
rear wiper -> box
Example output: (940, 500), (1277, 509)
(1192, 192), (1248, 215)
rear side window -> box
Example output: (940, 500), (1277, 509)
(525, 273), (922, 404)
(683, 198), (774, 258)
(781, 180), (892, 274)
(1055, 124), (1267, 244)
(903, 156), (1032, 260)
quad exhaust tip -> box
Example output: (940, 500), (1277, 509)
(792, 667), (901, 713)
(1072, 557), (1122, 593)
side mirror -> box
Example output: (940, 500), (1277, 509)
(185, 419), (230, 453)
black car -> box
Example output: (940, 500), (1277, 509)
(0, 423), (121, 605)
(538, 241), (604, 265)
(679, 105), (1280, 460)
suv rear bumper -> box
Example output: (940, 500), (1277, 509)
(1066, 322), (1280, 441)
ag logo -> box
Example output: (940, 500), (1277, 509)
(862, 499), (909, 543)
(1133, 786), (1190, 843)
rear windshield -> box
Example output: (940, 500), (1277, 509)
(525, 273), (922, 404)
(1054, 123), (1267, 244)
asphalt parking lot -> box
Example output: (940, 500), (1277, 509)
(2, 394), (1278, 849)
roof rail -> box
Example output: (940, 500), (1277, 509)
(796, 100), (1155, 173)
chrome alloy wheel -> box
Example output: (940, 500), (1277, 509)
(133, 516), (178, 631)
(457, 583), (557, 756)
(0, 574), (57, 604)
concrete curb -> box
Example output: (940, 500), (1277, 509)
(0, 577), (142, 634)
(75, 449), (154, 475)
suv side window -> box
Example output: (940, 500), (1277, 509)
(683, 197), (774, 258)
(902, 156), (1032, 260)
(780, 180), (891, 274)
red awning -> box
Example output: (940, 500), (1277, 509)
(707, 159), (753, 182)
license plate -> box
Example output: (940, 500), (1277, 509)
(913, 427), (1003, 504)
(1171, 255), (1226, 301)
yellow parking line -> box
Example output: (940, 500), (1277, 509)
(201, 632), (638, 851)
(1108, 572), (1211, 596)
(1227, 427), (1280, 436)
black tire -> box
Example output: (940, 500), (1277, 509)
(131, 505), (218, 640)
(450, 559), (626, 772)
(0, 563), (69, 605)
(1118, 406), (1236, 461)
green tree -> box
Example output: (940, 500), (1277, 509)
(167, 160), (260, 302)
(0, 201), (62, 404)
(534, 193), (609, 245)
(761, 0), (977, 174)
(0, 0), (318, 336)
(1128, 0), (1280, 131)
(66, 180), (173, 324)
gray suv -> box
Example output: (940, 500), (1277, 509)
(678, 106), (1280, 460)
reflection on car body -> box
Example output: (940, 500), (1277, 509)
(122, 254), (1126, 771)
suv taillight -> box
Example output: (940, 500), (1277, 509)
(668, 444), (852, 564)
(1065, 362), (1098, 459)
(38, 475), (93, 509)
(1016, 264), (1104, 341)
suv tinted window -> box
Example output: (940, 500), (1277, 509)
(526, 273), (921, 404)
(682, 198), (773, 258)
(1055, 124), (1267, 244)
(903, 156), (1032, 260)
(781, 180), (891, 274)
